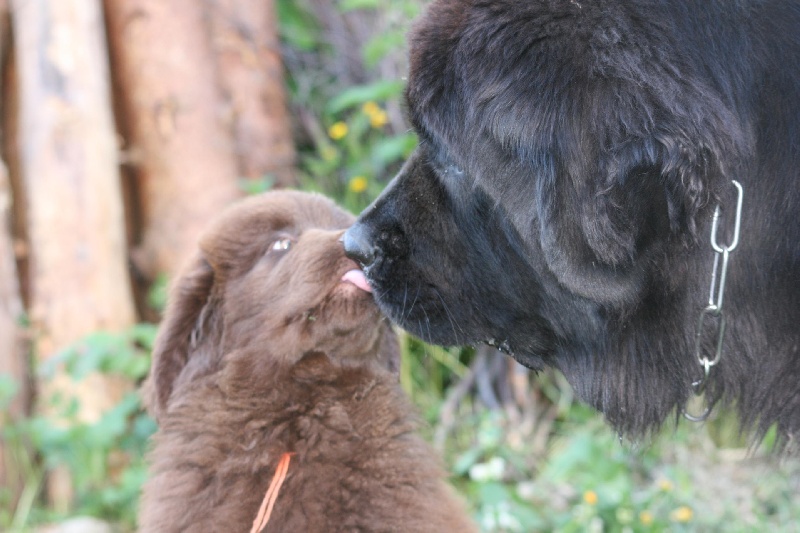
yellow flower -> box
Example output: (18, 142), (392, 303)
(658, 479), (674, 492)
(328, 121), (348, 140)
(349, 176), (368, 193)
(362, 101), (388, 128)
(362, 101), (381, 116)
(582, 490), (598, 506)
(639, 510), (654, 526)
(670, 506), (693, 523)
(369, 109), (388, 128)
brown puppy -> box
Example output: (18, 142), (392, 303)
(137, 191), (476, 532)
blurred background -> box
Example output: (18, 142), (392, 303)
(0, 0), (797, 531)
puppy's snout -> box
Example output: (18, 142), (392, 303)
(343, 222), (377, 267)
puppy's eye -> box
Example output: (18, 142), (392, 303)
(270, 238), (293, 252)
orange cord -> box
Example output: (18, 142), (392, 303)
(250, 452), (293, 533)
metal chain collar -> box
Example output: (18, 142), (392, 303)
(684, 180), (744, 422)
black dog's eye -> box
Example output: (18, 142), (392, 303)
(270, 238), (293, 252)
(447, 164), (465, 177)
(435, 157), (464, 179)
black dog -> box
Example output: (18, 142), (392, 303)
(344, 0), (800, 443)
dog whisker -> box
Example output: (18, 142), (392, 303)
(404, 285), (422, 324)
(400, 280), (409, 324)
(433, 287), (464, 345)
(419, 304), (434, 347)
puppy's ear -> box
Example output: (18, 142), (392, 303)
(143, 254), (216, 421)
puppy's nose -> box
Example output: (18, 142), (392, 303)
(342, 222), (376, 267)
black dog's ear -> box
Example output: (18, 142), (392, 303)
(143, 254), (216, 421)
(581, 136), (727, 263)
(540, 139), (717, 307)
(538, 87), (748, 308)
(537, 159), (666, 306)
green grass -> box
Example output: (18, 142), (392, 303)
(2, 325), (799, 532)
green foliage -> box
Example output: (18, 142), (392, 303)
(296, 98), (417, 214)
(239, 176), (275, 196)
(39, 326), (156, 383)
(443, 405), (800, 532)
(1, 325), (157, 530)
(277, 0), (420, 215)
(325, 80), (405, 114)
(399, 336), (472, 422)
(143, 272), (171, 314)
(275, 0), (319, 52)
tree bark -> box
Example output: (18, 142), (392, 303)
(104, 0), (241, 281)
(0, 0), (27, 503)
(209, 0), (296, 188)
(0, 136), (27, 512)
(11, 0), (136, 510)
(0, 169), (28, 512)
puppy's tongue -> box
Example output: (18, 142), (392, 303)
(341, 269), (372, 293)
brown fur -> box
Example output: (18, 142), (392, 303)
(137, 191), (476, 533)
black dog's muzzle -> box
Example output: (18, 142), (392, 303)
(342, 222), (377, 268)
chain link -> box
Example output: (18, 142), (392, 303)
(684, 180), (743, 422)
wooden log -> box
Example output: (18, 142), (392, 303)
(209, 0), (297, 188)
(0, 0), (34, 509)
(104, 0), (241, 281)
(0, 160), (27, 511)
(0, 4), (25, 489)
(11, 0), (136, 510)
(0, 0), (28, 505)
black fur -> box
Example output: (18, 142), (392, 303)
(344, 0), (800, 442)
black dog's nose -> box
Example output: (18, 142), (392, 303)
(342, 222), (376, 267)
